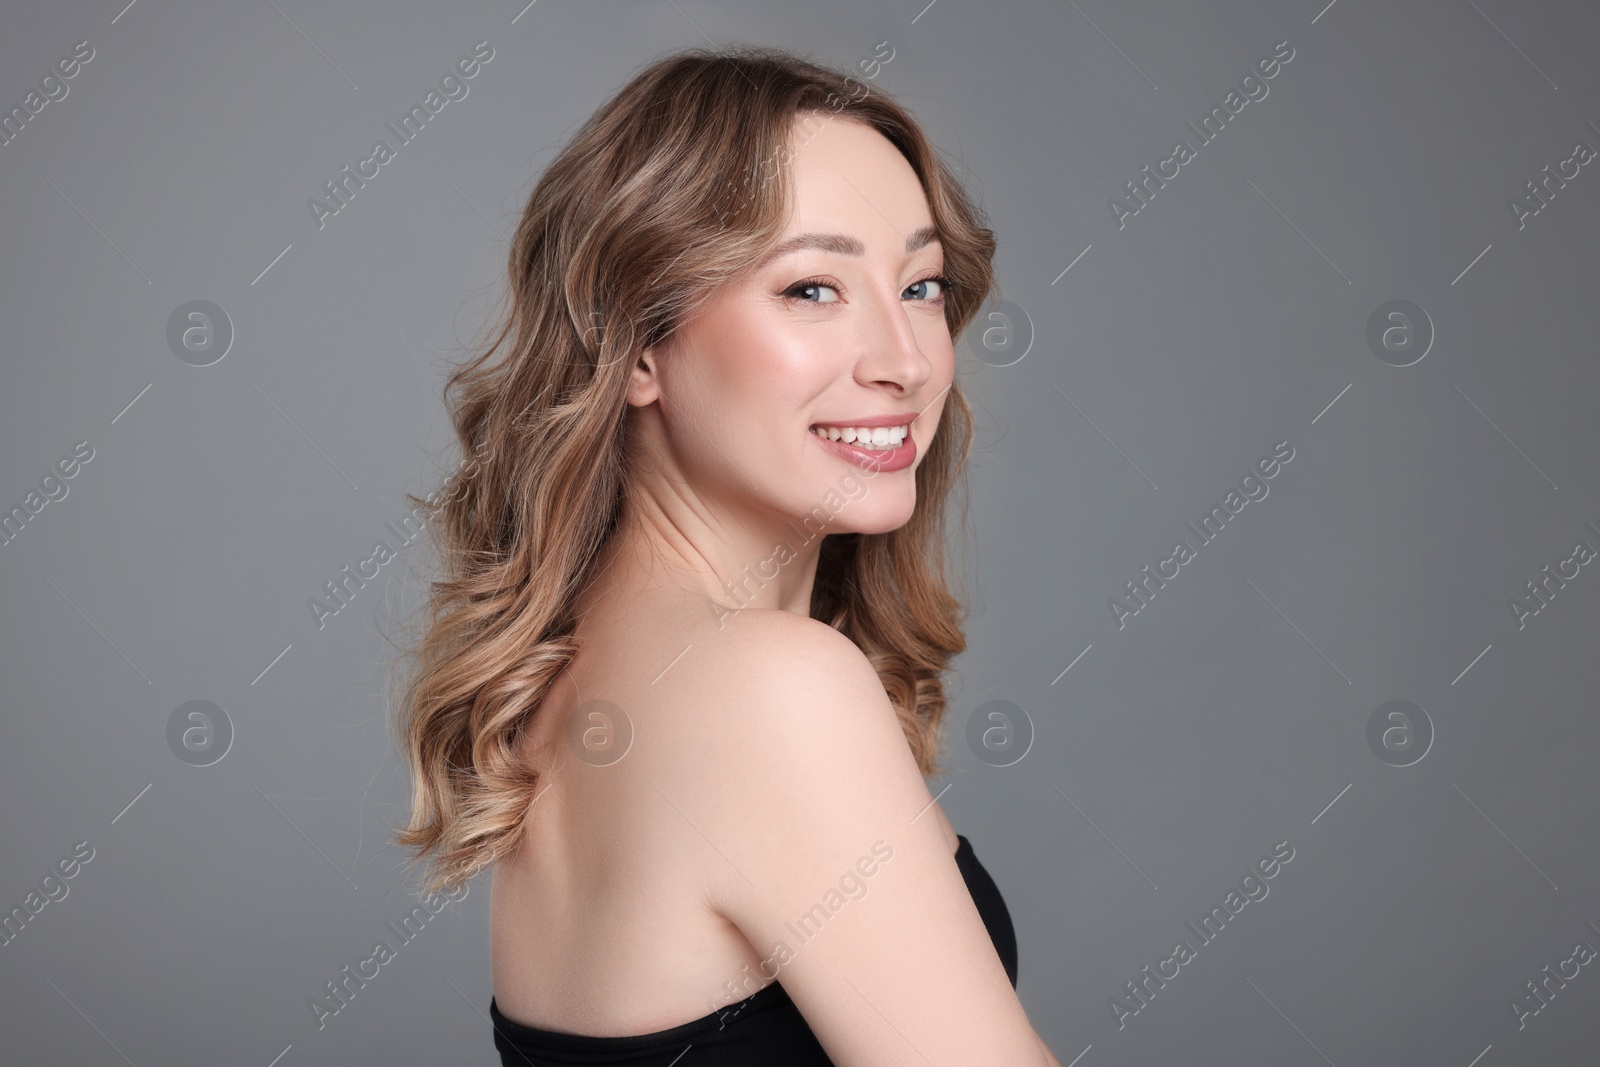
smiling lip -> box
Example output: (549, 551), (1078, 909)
(808, 413), (918, 430)
(808, 419), (918, 472)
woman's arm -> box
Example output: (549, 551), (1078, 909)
(657, 609), (1054, 1067)
(1035, 1029), (1063, 1067)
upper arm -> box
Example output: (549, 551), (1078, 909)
(659, 610), (1046, 1067)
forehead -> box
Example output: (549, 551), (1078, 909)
(779, 114), (934, 244)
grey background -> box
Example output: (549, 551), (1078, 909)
(2, 0), (1597, 1063)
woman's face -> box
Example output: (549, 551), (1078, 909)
(629, 113), (954, 538)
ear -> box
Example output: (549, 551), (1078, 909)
(626, 344), (662, 408)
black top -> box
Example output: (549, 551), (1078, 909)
(490, 833), (1018, 1065)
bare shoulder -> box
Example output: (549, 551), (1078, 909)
(649, 606), (920, 801)
(676, 606), (880, 696)
(645, 608), (1044, 1065)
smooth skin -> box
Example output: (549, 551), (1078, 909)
(489, 111), (1061, 1067)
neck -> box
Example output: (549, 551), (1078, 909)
(582, 494), (825, 620)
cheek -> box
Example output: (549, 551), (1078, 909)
(728, 310), (840, 400)
(914, 315), (956, 368)
(918, 335), (955, 433)
(671, 309), (833, 438)
(924, 348), (957, 418)
(667, 319), (760, 410)
(933, 335), (956, 381)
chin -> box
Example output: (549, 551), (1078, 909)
(826, 495), (918, 536)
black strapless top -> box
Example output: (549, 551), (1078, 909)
(490, 833), (1018, 1065)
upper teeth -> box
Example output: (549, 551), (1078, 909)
(810, 424), (910, 449)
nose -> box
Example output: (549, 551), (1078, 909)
(853, 286), (937, 395)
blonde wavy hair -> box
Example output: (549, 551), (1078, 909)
(390, 44), (998, 896)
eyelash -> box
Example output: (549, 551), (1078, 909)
(782, 274), (953, 307)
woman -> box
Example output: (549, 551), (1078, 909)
(391, 45), (1062, 1066)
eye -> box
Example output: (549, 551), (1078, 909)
(905, 275), (951, 305)
(782, 277), (841, 304)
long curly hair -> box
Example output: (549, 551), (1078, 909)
(389, 44), (998, 896)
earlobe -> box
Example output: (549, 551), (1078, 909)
(626, 347), (660, 407)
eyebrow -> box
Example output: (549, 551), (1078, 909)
(754, 223), (940, 270)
